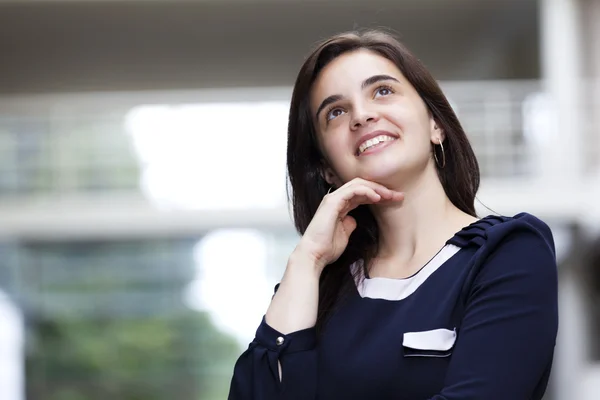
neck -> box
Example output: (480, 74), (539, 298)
(368, 167), (476, 272)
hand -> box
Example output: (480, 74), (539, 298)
(294, 178), (404, 272)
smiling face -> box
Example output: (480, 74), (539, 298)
(310, 49), (445, 189)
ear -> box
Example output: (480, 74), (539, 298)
(319, 157), (340, 187)
(430, 118), (446, 144)
(320, 166), (339, 186)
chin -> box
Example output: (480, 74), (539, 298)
(357, 169), (405, 186)
(358, 159), (403, 177)
(359, 162), (425, 188)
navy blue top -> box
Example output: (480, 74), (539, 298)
(228, 213), (559, 399)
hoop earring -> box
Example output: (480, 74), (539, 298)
(327, 186), (333, 194)
(433, 140), (446, 169)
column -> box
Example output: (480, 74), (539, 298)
(538, 0), (585, 181)
(539, 1), (588, 398)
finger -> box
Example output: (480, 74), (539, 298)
(342, 187), (403, 211)
(324, 190), (371, 218)
(340, 192), (381, 216)
(341, 215), (357, 235)
(339, 186), (380, 205)
(380, 191), (405, 202)
(392, 191), (405, 201)
(345, 178), (399, 200)
(354, 184), (403, 204)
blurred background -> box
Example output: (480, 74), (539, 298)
(0, 0), (598, 399)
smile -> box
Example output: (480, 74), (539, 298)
(357, 135), (397, 155)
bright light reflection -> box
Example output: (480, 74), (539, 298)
(124, 102), (290, 210)
(183, 230), (276, 346)
(0, 291), (23, 400)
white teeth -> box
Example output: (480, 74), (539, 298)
(358, 135), (396, 154)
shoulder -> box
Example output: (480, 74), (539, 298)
(487, 212), (554, 253)
(451, 212), (558, 294)
(451, 212), (556, 260)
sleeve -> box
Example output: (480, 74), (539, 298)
(428, 220), (559, 400)
(228, 286), (318, 400)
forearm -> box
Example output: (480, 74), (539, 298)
(265, 250), (321, 334)
(229, 250), (320, 396)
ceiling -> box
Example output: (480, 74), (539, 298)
(0, 0), (540, 94)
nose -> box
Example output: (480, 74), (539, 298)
(350, 104), (379, 130)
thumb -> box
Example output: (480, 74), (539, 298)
(341, 215), (357, 235)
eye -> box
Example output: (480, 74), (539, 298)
(374, 85), (394, 98)
(326, 107), (346, 121)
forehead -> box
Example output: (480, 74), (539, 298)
(311, 49), (404, 102)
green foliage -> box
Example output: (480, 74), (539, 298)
(26, 311), (241, 400)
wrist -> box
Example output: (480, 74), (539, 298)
(287, 248), (324, 280)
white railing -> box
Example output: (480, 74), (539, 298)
(0, 81), (554, 195)
(443, 80), (542, 179)
(0, 80), (597, 237)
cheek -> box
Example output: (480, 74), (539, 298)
(385, 105), (431, 140)
(318, 130), (341, 158)
(320, 134), (356, 177)
(323, 136), (349, 164)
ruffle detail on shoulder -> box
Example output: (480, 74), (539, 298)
(447, 214), (509, 248)
(447, 210), (556, 249)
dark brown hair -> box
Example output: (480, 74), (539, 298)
(286, 29), (480, 333)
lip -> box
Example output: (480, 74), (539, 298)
(355, 130), (399, 156)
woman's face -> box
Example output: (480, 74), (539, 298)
(310, 49), (444, 189)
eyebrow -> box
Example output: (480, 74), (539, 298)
(315, 74), (400, 120)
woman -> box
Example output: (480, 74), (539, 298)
(228, 29), (558, 400)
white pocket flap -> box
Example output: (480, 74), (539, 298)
(403, 328), (456, 351)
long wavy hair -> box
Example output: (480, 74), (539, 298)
(286, 29), (480, 333)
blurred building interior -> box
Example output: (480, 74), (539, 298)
(0, 0), (598, 399)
